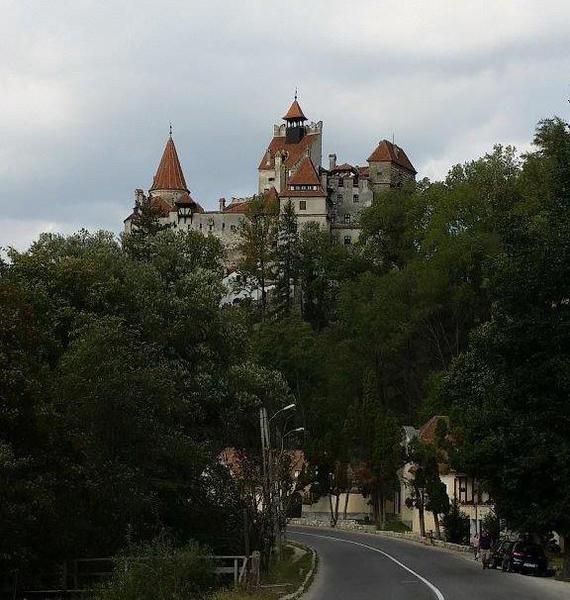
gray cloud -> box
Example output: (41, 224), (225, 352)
(1, 0), (569, 249)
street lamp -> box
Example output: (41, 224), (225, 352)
(281, 427), (305, 452)
(259, 403), (298, 560)
(269, 403), (296, 423)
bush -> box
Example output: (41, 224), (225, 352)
(377, 519), (411, 533)
(93, 537), (215, 600)
(442, 499), (470, 544)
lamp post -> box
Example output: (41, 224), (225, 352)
(259, 403), (296, 560)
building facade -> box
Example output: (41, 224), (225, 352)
(124, 96), (416, 258)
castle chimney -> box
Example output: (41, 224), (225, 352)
(329, 153), (337, 171)
(219, 197), (226, 211)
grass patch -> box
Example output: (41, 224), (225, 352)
(377, 519), (411, 533)
(212, 543), (314, 599)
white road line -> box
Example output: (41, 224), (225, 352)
(293, 531), (445, 600)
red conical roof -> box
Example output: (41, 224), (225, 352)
(283, 99), (307, 121)
(150, 136), (189, 191)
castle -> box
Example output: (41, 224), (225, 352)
(124, 96), (416, 258)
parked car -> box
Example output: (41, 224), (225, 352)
(501, 542), (548, 575)
(489, 540), (514, 570)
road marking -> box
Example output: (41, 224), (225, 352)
(293, 531), (445, 600)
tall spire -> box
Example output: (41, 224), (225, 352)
(150, 134), (188, 192)
(283, 95), (307, 121)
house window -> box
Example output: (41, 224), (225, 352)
(353, 194), (359, 203)
(344, 214), (351, 223)
(344, 236), (351, 245)
(456, 477), (468, 504)
(299, 200), (307, 210)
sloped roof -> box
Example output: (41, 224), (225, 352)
(367, 139), (417, 174)
(419, 415), (450, 444)
(288, 157), (321, 186)
(222, 188), (279, 214)
(223, 200), (250, 214)
(258, 133), (319, 171)
(332, 162), (357, 173)
(150, 136), (189, 191)
(283, 99), (307, 121)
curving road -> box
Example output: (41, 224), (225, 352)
(288, 526), (569, 600)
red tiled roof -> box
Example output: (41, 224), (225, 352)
(283, 99), (307, 121)
(359, 166), (369, 178)
(222, 188), (279, 214)
(419, 415), (450, 444)
(367, 140), (417, 174)
(258, 133), (319, 171)
(288, 157), (321, 186)
(223, 200), (250, 214)
(150, 136), (189, 191)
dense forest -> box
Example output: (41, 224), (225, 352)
(1, 118), (569, 580)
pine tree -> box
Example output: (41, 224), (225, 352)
(275, 199), (299, 316)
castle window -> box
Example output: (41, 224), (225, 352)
(344, 214), (351, 223)
(353, 194), (359, 203)
(338, 178), (344, 187)
(299, 200), (307, 210)
(230, 225), (236, 232)
(208, 224), (213, 231)
(337, 194), (343, 203)
(199, 223), (203, 230)
(344, 236), (351, 245)
(222, 222), (225, 230)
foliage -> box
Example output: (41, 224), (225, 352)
(442, 499), (470, 544)
(274, 199), (300, 316)
(93, 537), (214, 600)
(440, 119), (570, 546)
(237, 194), (279, 316)
(0, 228), (292, 578)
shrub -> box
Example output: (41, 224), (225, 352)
(93, 537), (214, 600)
(442, 499), (470, 544)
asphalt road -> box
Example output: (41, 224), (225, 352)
(288, 526), (570, 600)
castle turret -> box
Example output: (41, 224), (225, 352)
(283, 95), (307, 144)
(149, 133), (190, 205)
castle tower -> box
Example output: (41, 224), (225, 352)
(258, 96), (323, 194)
(149, 133), (190, 205)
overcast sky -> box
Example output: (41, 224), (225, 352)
(1, 0), (569, 249)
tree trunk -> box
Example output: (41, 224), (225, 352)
(379, 491), (386, 530)
(329, 493), (340, 527)
(343, 491), (350, 520)
(418, 503), (426, 538)
(371, 491), (379, 525)
(433, 512), (441, 540)
(560, 534), (569, 578)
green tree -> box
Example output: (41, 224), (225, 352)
(274, 199), (299, 316)
(238, 194), (278, 317)
(440, 118), (570, 570)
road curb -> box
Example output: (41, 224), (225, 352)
(289, 519), (471, 555)
(281, 540), (318, 600)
